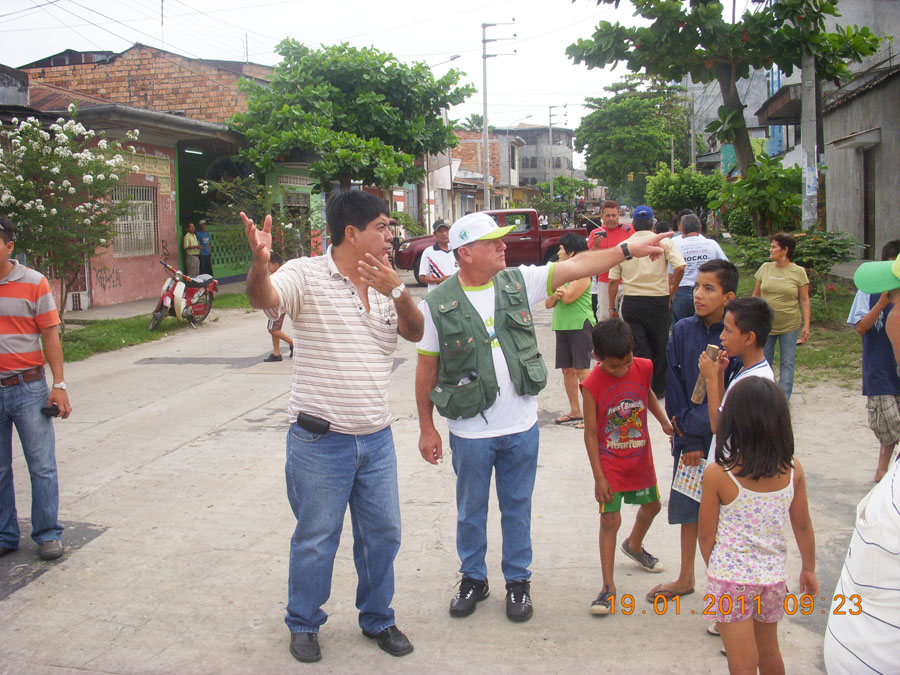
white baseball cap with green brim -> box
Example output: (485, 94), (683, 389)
(854, 255), (900, 293)
(449, 212), (515, 251)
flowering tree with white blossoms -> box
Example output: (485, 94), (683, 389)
(0, 106), (139, 324)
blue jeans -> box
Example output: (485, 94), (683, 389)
(449, 423), (539, 582)
(0, 376), (61, 549)
(764, 329), (799, 400)
(284, 423), (401, 635)
(671, 286), (695, 326)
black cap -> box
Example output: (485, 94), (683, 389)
(433, 219), (449, 231)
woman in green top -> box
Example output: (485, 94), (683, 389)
(752, 232), (811, 400)
(546, 233), (595, 427)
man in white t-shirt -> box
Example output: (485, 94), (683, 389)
(415, 212), (671, 623)
(671, 214), (728, 325)
(417, 219), (457, 292)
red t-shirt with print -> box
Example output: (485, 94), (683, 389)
(580, 356), (657, 492)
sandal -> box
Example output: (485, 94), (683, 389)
(646, 584), (694, 603)
(554, 414), (583, 425)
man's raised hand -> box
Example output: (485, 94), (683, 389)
(241, 211), (272, 265)
(628, 231), (673, 262)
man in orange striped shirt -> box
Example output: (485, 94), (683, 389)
(0, 216), (72, 561)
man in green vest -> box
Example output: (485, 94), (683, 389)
(415, 211), (670, 623)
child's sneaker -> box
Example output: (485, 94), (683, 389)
(590, 585), (614, 616)
(621, 540), (664, 573)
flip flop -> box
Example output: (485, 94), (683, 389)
(646, 584), (695, 603)
(554, 414), (583, 425)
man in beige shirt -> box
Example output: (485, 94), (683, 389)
(608, 205), (685, 397)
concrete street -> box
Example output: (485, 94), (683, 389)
(0, 271), (872, 673)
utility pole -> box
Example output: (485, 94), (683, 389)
(481, 21), (516, 210)
(800, 46), (817, 230)
(548, 104), (566, 209)
(690, 90), (697, 168)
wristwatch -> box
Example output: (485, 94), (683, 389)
(390, 283), (405, 300)
(53, 382), (67, 390)
(620, 242), (633, 260)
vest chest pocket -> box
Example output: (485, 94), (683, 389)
(504, 308), (539, 352)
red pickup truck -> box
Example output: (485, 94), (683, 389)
(394, 209), (594, 284)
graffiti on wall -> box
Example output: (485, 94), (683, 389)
(95, 265), (122, 291)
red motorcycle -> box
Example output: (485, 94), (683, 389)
(149, 261), (219, 330)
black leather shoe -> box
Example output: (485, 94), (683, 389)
(362, 625), (413, 657)
(289, 632), (321, 663)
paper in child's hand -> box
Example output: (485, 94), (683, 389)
(672, 456), (707, 503)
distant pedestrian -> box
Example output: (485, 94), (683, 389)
(263, 252), (293, 363)
(545, 233), (594, 427)
(417, 219), (457, 293)
(196, 220), (213, 276)
(699, 377), (817, 675)
(0, 216), (72, 561)
(183, 222), (200, 277)
(608, 205), (685, 397)
(670, 214), (728, 325)
(581, 319), (673, 616)
(242, 190), (423, 663)
(752, 232), (810, 400)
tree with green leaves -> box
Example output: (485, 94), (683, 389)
(233, 41), (474, 192)
(708, 154), (802, 235)
(458, 114), (483, 132)
(575, 76), (690, 190)
(567, 0), (881, 178)
(644, 161), (724, 224)
(0, 110), (138, 325)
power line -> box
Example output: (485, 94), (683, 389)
(29, 0), (105, 51)
(0, 0), (63, 20)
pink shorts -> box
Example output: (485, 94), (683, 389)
(704, 578), (787, 623)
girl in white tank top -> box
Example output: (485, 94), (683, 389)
(698, 377), (818, 674)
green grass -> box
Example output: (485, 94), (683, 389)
(213, 292), (253, 309)
(62, 315), (192, 362)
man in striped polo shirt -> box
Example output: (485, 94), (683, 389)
(0, 216), (72, 562)
(242, 191), (423, 664)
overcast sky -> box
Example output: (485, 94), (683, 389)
(1, 0), (647, 166)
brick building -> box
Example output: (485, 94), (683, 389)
(20, 45), (272, 124)
(452, 130), (524, 212)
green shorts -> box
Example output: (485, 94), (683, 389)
(601, 485), (660, 514)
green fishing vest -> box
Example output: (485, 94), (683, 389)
(425, 268), (548, 421)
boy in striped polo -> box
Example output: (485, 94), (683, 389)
(0, 216), (72, 561)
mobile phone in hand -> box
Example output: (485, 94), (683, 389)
(41, 403), (60, 417)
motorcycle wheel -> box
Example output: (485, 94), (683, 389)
(188, 295), (213, 326)
(149, 305), (167, 331)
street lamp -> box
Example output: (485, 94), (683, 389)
(482, 21), (516, 210)
(429, 54), (461, 68)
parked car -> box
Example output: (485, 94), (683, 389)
(394, 209), (590, 284)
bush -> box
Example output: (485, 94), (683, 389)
(722, 208), (754, 236)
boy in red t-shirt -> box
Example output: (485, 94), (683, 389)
(580, 319), (673, 615)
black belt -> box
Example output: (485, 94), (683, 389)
(0, 367), (44, 387)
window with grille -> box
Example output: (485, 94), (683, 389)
(112, 185), (158, 258)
